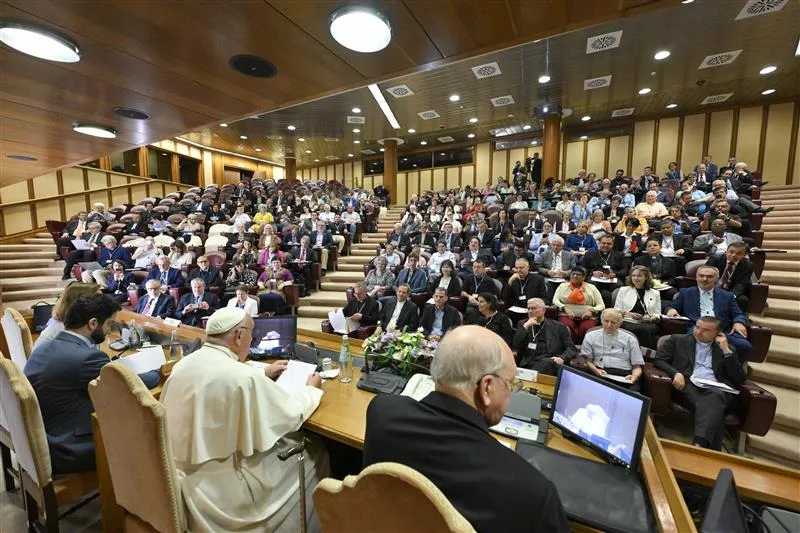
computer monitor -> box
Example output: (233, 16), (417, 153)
(249, 316), (297, 359)
(550, 365), (650, 472)
(700, 468), (748, 533)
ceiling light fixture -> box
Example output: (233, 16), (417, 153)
(531, 141), (537, 145)
(240, 135), (248, 139)
(666, 103), (678, 109)
(255, 148), (262, 152)
(681, 0), (694, 3)
(538, 40), (552, 84)
(796, 37), (800, 57)
(354, 140), (361, 144)
(523, 124), (532, 130)
(469, 117), (478, 123)
(638, 87), (652, 95)
(347, 153), (354, 157)
(287, 125), (296, 131)
(580, 135), (588, 140)
(449, 94), (460, 102)
(304, 149), (312, 153)
(380, 148), (385, 152)
(420, 141), (427, 145)
(351, 107), (361, 113)
(762, 89), (776, 95)
(654, 50), (671, 60)
(298, 137), (306, 142)
(352, 128), (360, 133)
(0, 21), (81, 62)
(467, 133), (475, 138)
(407, 128), (416, 133)
(759, 65), (777, 75)
(329, 6), (392, 53)
(219, 123), (228, 127)
(72, 123), (117, 139)
(314, 158), (320, 162)
(538, 74), (551, 84)
(581, 115), (591, 122)
(368, 83), (401, 129)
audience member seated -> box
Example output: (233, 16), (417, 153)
(176, 278), (220, 327)
(142, 256), (184, 290)
(512, 297), (576, 375)
(232, 238), (257, 265)
(635, 190), (669, 225)
(343, 283), (379, 328)
(614, 217), (644, 257)
(528, 221), (555, 258)
(56, 210), (90, 258)
(457, 237), (491, 278)
(587, 210), (613, 239)
(310, 220), (333, 270)
(553, 267), (605, 344)
(341, 204), (361, 234)
(62, 221), (106, 279)
(615, 208), (649, 236)
(554, 211), (575, 234)
(87, 202), (115, 224)
(473, 221), (494, 249)
(506, 258), (548, 323)
(475, 292), (514, 346)
(136, 280), (177, 319)
(379, 283), (419, 331)
(580, 309), (644, 392)
(226, 259), (259, 294)
(391, 254), (428, 295)
(634, 239), (678, 305)
(102, 260), (133, 303)
(706, 242), (753, 312)
(125, 212), (147, 236)
(131, 235), (163, 269)
(81, 235), (132, 287)
(693, 218), (743, 257)
(582, 233), (627, 300)
(257, 258), (294, 316)
(177, 213), (204, 235)
(571, 192), (592, 222)
(653, 318), (747, 450)
(438, 222), (462, 252)
(227, 285), (259, 317)
(519, 210), (545, 235)
(24, 294), (160, 474)
(614, 266), (661, 349)
(403, 245), (427, 270)
(168, 239), (195, 267)
(428, 260), (461, 299)
(33, 283), (101, 351)
(538, 234), (576, 280)
(379, 243), (402, 269)
(666, 265), (752, 363)
(251, 204), (274, 234)
(555, 191), (573, 214)
(497, 242), (535, 273)
(564, 222), (597, 253)
(420, 287), (462, 340)
(188, 255), (224, 288)
(427, 241), (457, 275)
(364, 257), (395, 298)
(328, 213), (348, 253)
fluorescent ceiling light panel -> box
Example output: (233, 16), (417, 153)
(368, 83), (401, 129)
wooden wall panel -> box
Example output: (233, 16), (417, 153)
(89, 191), (107, 207)
(202, 152), (214, 186)
(655, 118), (680, 175)
(608, 136), (630, 176)
(762, 102), (795, 185)
(335, 164), (344, 181)
(445, 167), (458, 190)
(475, 142), (490, 183)
(373, 174), (383, 187)
(112, 188), (129, 206)
(109, 174), (127, 187)
(585, 139), (605, 176)
(407, 171), (419, 199)
(130, 184), (148, 203)
(31, 173), (58, 197)
(343, 163), (353, 188)
(707, 110), (734, 162)
(509, 148), (525, 177)
(1, 181), (29, 202)
(363, 175), (373, 191)
(397, 171), (408, 205)
(461, 165), (474, 189)
(3, 205), (30, 232)
(163, 183), (178, 194)
(420, 169), (433, 192)
(35, 200), (61, 225)
(61, 167), (85, 193)
(631, 120), (655, 173)
(680, 114), (705, 171)
(564, 141), (583, 179)
(273, 166), (285, 180)
(64, 195), (86, 216)
(491, 149), (506, 180)
(433, 168), (446, 191)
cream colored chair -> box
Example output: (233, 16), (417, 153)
(207, 223), (232, 237)
(313, 462), (475, 533)
(203, 234), (229, 251)
(1, 308), (33, 369)
(88, 363), (185, 533)
(0, 357), (98, 532)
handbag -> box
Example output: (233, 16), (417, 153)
(31, 301), (55, 332)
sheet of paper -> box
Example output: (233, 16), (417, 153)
(666, 315), (692, 321)
(401, 374), (436, 401)
(507, 306), (528, 314)
(545, 277), (566, 283)
(163, 317), (181, 327)
(71, 239), (91, 250)
(328, 308), (358, 334)
(516, 368), (538, 382)
(276, 360), (318, 394)
(134, 256), (153, 269)
(426, 297), (435, 304)
(654, 284), (673, 291)
(115, 346), (166, 374)
(590, 276), (616, 284)
(603, 374), (632, 384)
(564, 304), (592, 316)
(692, 377), (740, 394)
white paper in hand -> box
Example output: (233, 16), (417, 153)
(603, 374), (632, 384)
(507, 306), (528, 314)
(71, 239), (91, 250)
(275, 360), (318, 394)
(116, 346), (166, 374)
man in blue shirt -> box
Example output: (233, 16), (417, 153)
(392, 254), (428, 295)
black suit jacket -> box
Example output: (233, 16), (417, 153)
(187, 267), (223, 288)
(134, 293), (176, 319)
(461, 273), (498, 297)
(412, 233), (436, 251)
(364, 392), (569, 533)
(309, 230), (333, 248)
(125, 221), (145, 235)
(344, 296), (379, 326)
(512, 318), (577, 369)
(427, 275), (462, 298)
(654, 234), (693, 253)
(175, 292), (220, 325)
(386, 231), (411, 250)
(496, 251), (535, 271)
(581, 250), (628, 280)
(706, 255), (753, 299)
(614, 233), (643, 256)
(654, 333), (746, 388)
(419, 304), (462, 337)
(634, 255), (678, 283)
(437, 233), (462, 252)
(379, 297), (419, 332)
(508, 273), (549, 305)
(472, 230), (494, 249)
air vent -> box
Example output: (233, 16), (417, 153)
(323, 137), (339, 142)
(698, 50), (742, 69)
(112, 107), (150, 120)
(611, 108), (635, 118)
(6, 154), (38, 161)
(701, 93), (733, 105)
(360, 149), (376, 155)
(417, 110), (440, 120)
(347, 116), (366, 124)
(267, 135), (283, 140)
(471, 62), (502, 79)
(584, 75), (612, 90)
(736, 0), (788, 20)
(386, 84), (415, 98)
(586, 30), (622, 54)
(437, 136), (455, 143)
(490, 95), (515, 107)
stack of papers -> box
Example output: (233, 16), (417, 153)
(275, 360), (318, 393)
(506, 306), (528, 314)
(545, 277), (566, 283)
(692, 377), (740, 394)
(115, 346), (166, 374)
(590, 276), (616, 284)
(603, 374), (632, 384)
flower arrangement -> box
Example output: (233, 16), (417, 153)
(362, 325), (438, 377)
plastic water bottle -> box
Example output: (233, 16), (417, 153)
(168, 331), (182, 362)
(338, 334), (353, 383)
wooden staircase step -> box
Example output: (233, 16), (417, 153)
(3, 298), (59, 316)
(0, 276), (69, 291)
(321, 282), (353, 292)
(338, 264), (366, 272)
(0, 251), (58, 260)
(0, 287), (64, 302)
(351, 243), (379, 250)
(765, 285), (800, 300)
(35, 232), (53, 238)
(325, 271), (365, 283)
(297, 316), (325, 332)
(762, 231), (800, 241)
(348, 249), (376, 257)
(0, 258), (63, 270)
(748, 429), (800, 467)
(0, 244), (56, 252)
(765, 334), (800, 368)
(300, 291), (348, 306)
(297, 306), (336, 319)
(763, 299), (800, 320)
(0, 266), (65, 278)
(22, 238), (57, 245)
(749, 315), (799, 337)
(761, 239), (800, 250)
(759, 384), (800, 432)
(338, 256), (370, 265)
(749, 362), (800, 392)
(761, 271), (800, 285)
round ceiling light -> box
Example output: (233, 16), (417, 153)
(580, 135), (588, 140)
(287, 125), (296, 131)
(254, 148), (262, 152)
(653, 50), (671, 60)
(581, 115), (591, 122)
(531, 141), (537, 145)
(449, 94), (460, 102)
(522, 125), (532, 130)
(420, 141), (427, 145)
(0, 21), (80, 63)
(638, 87), (652, 95)
(762, 89), (776, 95)
(240, 135), (248, 139)
(538, 74), (551, 84)
(407, 128), (415, 133)
(469, 117), (478, 123)
(666, 103), (678, 109)
(314, 158), (320, 162)
(759, 65), (777, 75)
(347, 153), (354, 157)
(329, 6), (392, 53)
(351, 107), (361, 113)
(304, 149), (312, 154)
(354, 140), (361, 144)
(353, 128), (360, 133)
(380, 148), (385, 152)
(219, 123), (229, 127)
(298, 137), (306, 142)
(72, 123), (117, 139)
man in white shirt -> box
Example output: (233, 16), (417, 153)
(379, 283), (419, 331)
(341, 205), (361, 234)
(428, 241), (456, 275)
(580, 309), (644, 391)
(319, 204), (335, 223)
(617, 183), (636, 209)
(635, 191), (668, 221)
(380, 243), (402, 269)
(161, 308), (326, 532)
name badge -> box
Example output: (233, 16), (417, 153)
(519, 296), (526, 301)
(527, 342), (537, 351)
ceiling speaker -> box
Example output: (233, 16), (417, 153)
(229, 55), (278, 78)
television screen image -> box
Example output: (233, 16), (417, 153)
(249, 316), (297, 359)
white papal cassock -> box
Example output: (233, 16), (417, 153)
(161, 342), (327, 532)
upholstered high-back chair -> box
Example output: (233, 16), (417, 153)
(1, 308), (33, 369)
(313, 462), (475, 533)
(88, 363), (185, 533)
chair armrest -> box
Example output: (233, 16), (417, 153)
(284, 285), (299, 306)
(544, 306), (558, 320)
(747, 325), (772, 363)
(355, 325), (376, 340)
(569, 356), (588, 373)
(750, 230), (764, 248)
(642, 363), (673, 415)
(448, 296), (467, 313)
(321, 320), (334, 334)
(660, 317), (690, 336)
(737, 380), (777, 436)
(672, 276), (697, 289)
(747, 283), (769, 314)
(749, 213), (763, 232)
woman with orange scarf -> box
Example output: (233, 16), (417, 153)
(553, 266), (605, 344)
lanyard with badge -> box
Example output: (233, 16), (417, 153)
(518, 275), (530, 302)
(528, 321), (544, 352)
(473, 275), (485, 299)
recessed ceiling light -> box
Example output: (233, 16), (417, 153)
(287, 125), (296, 131)
(638, 87), (652, 95)
(449, 94), (460, 102)
(255, 148), (262, 152)
(467, 133), (476, 138)
(354, 140), (361, 144)
(654, 50), (671, 60)
(538, 74), (551, 84)
(420, 141), (427, 145)
(759, 65), (777, 75)
(581, 115), (591, 122)
(347, 153), (354, 157)
(521, 125), (531, 130)
(351, 107), (361, 114)
(542, 105), (549, 113)
(666, 103), (678, 109)
(380, 148), (385, 152)
(304, 149), (311, 154)
(314, 158), (320, 162)
(0, 21), (81, 62)
(407, 128), (415, 133)
(161, 152), (168, 156)
(580, 135), (588, 140)
(352, 128), (360, 133)
(219, 123), (228, 127)
(469, 117), (478, 123)
(72, 123), (117, 139)
(298, 137), (306, 142)
(240, 135), (248, 139)
(762, 89), (776, 95)
(329, 6), (392, 53)
(531, 141), (537, 145)
(681, 0), (694, 3)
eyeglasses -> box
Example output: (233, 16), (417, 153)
(479, 373), (522, 393)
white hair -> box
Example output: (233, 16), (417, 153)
(101, 235), (117, 245)
(549, 235), (564, 246)
(430, 326), (507, 390)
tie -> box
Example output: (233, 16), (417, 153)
(146, 297), (157, 317)
(160, 271), (168, 285)
(73, 221), (85, 238)
(720, 262), (735, 289)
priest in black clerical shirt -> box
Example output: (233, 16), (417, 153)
(582, 233), (628, 304)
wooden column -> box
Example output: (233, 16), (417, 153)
(543, 115), (561, 184)
(285, 156), (297, 182)
(136, 147), (148, 177)
(383, 139), (398, 206)
(170, 154), (180, 183)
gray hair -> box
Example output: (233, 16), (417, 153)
(527, 298), (546, 309)
(601, 308), (623, 322)
(431, 326), (507, 390)
(548, 235), (564, 246)
(190, 278), (205, 288)
(88, 221), (102, 230)
(145, 279), (162, 290)
(101, 235), (117, 245)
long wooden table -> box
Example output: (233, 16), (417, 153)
(91, 312), (797, 532)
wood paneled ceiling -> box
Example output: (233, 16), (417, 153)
(0, 0), (675, 184)
(181, 0), (800, 169)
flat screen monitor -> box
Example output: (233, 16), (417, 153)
(700, 468), (748, 533)
(249, 316), (297, 359)
(550, 365), (650, 472)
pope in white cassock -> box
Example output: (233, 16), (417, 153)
(160, 307), (328, 532)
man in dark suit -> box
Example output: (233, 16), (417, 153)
(141, 256), (184, 290)
(343, 283), (379, 327)
(496, 242), (535, 272)
(176, 278), (220, 326)
(125, 212), (147, 236)
(705, 242), (754, 312)
(412, 225), (436, 253)
(666, 265), (752, 364)
(437, 222), (462, 252)
(310, 221), (334, 271)
(653, 222), (692, 276)
(187, 255), (223, 288)
(386, 223), (410, 250)
(379, 283), (419, 331)
(62, 221), (107, 279)
(634, 239), (678, 285)
(472, 221), (494, 249)
(135, 279), (177, 319)
(55, 211), (90, 256)
(24, 294), (159, 474)
(581, 233), (627, 304)
(420, 287), (462, 340)
(364, 325), (568, 533)
(654, 318), (747, 449)
(512, 297), (577, 374)
(507, 258), (549, 325)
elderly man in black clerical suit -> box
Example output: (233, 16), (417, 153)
(363, 325), (568, 533)
(512, 298), (576, 375)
